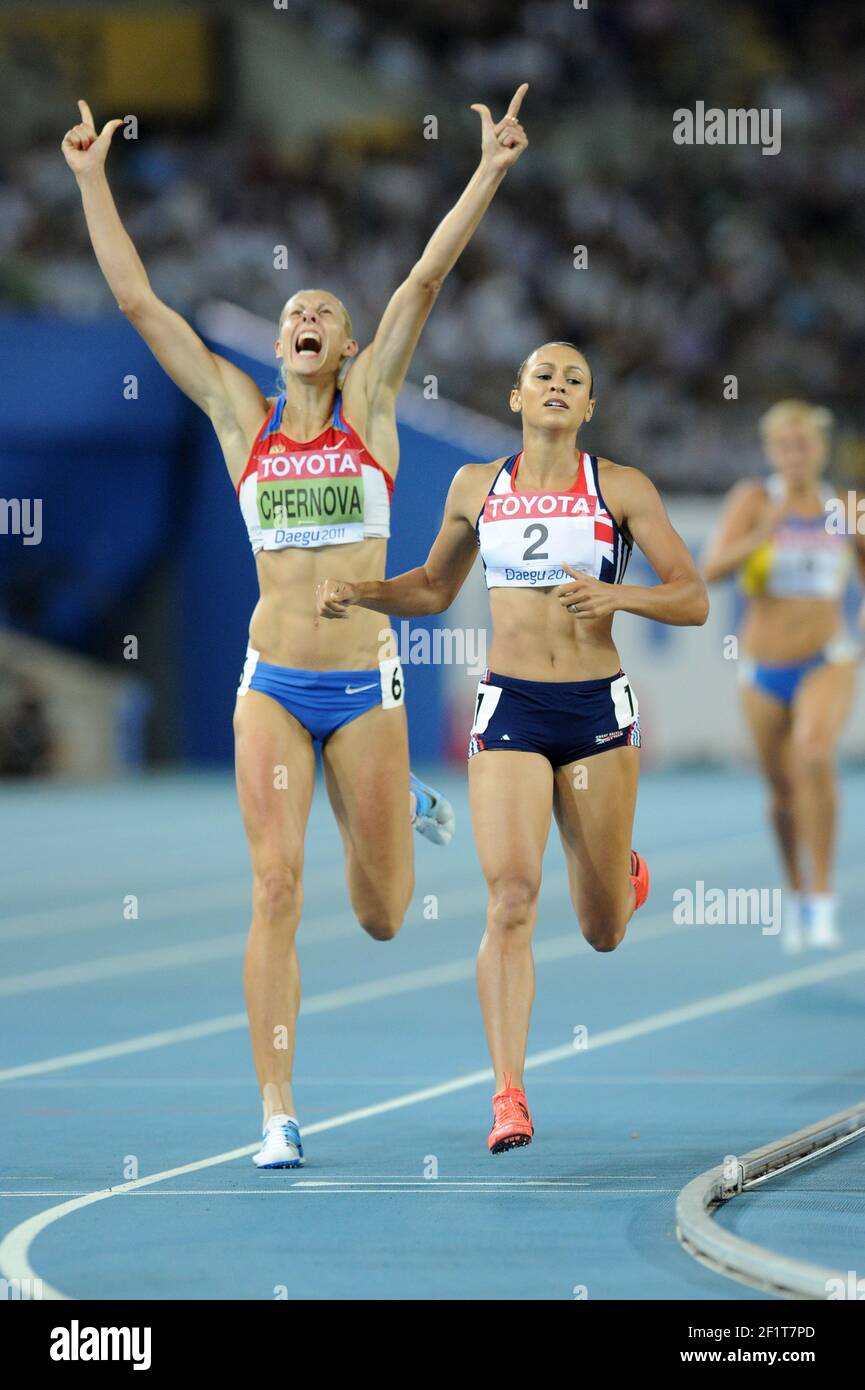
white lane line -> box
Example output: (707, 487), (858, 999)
(0, 1013), (248, 1082)
(4, 946), (865, 1301)
(0, 829), (770, 1001)
(8, 1073), (855, 1089)
(2, 834), (858, 1082)
(0, 1187), (675, 1197)
(0, 1182), (591, 1194)
(0, 829), (762, 946)
(0, 880), (486, 996)
(0, 861), (512, 995)
(0, 866), (465, 947)
(0, 879), (251, 944)
(0, 850), (249, 910)
(524, 948), (865, 1073)
(0, 1172), (661, 1185)
(0, 856), (470, 945)
(0, 907), (713, 1084)
(0, 936), (245, 997)
(292, 1173), (662, 1182)
(0, 826), (494, 942)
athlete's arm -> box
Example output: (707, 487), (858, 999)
(851, 502), (865, 582)
(62, 101), (266, 442)
(354, 84), (529, 422)
(317, 466), (482, 619)
(701, 480), (779, 583)
(852, 522), (865, 632)
(557, 468), (709, 626)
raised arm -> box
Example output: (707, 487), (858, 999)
(851, 514), (865, 632)
(701, 480), (778, 584)
(347, 85), (528, 427)
(316, 466), (483, 620)
(557, 467), (709, 626)
(62, 101), (265, 461)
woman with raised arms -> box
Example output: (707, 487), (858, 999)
(63, 86), (528, 1168)
(318, 340), (709, 1153)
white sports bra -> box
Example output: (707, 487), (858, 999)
(476, 451), (631, 589)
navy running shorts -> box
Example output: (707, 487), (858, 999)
(468, 667), (641, 767)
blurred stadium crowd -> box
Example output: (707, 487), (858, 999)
(3, 0), (865, 487)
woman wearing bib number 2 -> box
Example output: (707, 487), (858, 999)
(318, 342), (709, 1152)
(63, 86), (529, 1168)
(702, 401), (865, 954)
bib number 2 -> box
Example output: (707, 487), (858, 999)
(522, 524), (549, 561)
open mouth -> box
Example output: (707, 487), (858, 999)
(544, 399), (569, 410)
(295, 329), (323, 358)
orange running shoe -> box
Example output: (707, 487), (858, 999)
(488, 1074), (534, 1154)
(630, 849), (650, 911)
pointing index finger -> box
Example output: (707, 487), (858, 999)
(78, 98), (95, 129)
(505, 83), (529, 121)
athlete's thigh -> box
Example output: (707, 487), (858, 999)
(468, 750), (554, 891)
(234, 690), (317, 865)
(792, 661), (856, 753)
(552, 745), (639, 912)
(740, 684), (792, 784)
(320, 702), (412, 872)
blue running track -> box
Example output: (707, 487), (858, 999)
(1, 769), (864, 1300)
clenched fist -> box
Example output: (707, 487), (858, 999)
(315, 578), (357, 620)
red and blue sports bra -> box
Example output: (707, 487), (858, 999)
(236, 390), (392, 553)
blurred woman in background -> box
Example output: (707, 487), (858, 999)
(703, 401), (865, 952)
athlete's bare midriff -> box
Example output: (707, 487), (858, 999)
(250, 539), (391, 669)
(741, 595), (846, 665)
(230, 378), (399, 671)
(487, 587), (621, 681)
(468, 459), (625, 682)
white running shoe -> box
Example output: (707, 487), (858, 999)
(253, 1114), (304, 1169)
(410, 773), (455, 847)
(805, 894), (842, 950)
(780, 891), (804, 955)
